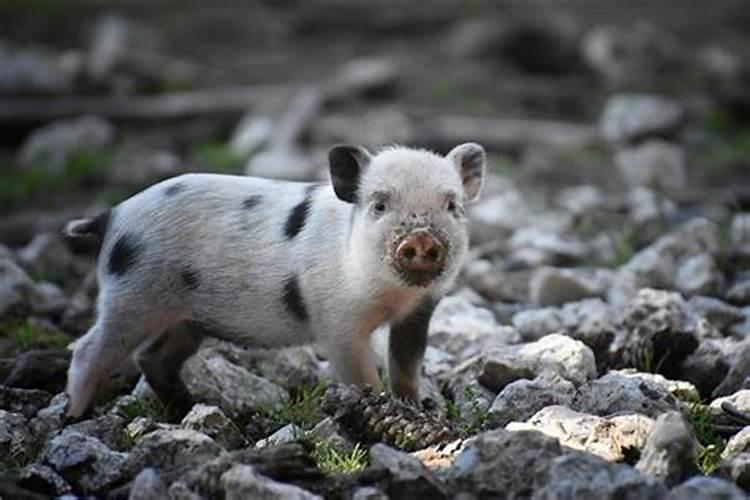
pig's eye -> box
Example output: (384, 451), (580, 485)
(447, 200), (457, 212)
(374, 201), (387, 214)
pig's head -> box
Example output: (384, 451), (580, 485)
(329, 143), (485, 290)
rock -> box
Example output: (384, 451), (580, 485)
(28, 392), (67, 439)
(507, 405), (654, 463)
(533, 452), (667, 499)
(615, 140), (686, 191)
(4, 349), (71, 394)
(225, 345), (325, 391)
(0, 385), (52, 418)
(489, 374), (576, 427)
(635, 412), (698, 486)
(689, 296), (745, 332)
(59, 268), (98, 335)
(17, 116), (115, 172)
(0, 258), (35, 319)
(494, 18), (583, 75)
(572, 370), (681, 418)
(108, 144), (181, 187)
(428, 295), (519, 360)
(126, 428), (223, 475)
(681, 340), (731, 398)
(18, 463), (71, 496)
(556, 184), (605, 216)
(528, 266), (612, 307)
(128, 468), (168, 500)
(315, 108), (414, 149)
(609, 218), (720, 308)
(326, 57), (398, 101)
(731, 213), (750, 255)
(18, 232), (83, 286)
(181, 404), (245, 450)
(675, 253), (724, 297)
(30, 282), (68, 317)
(511, 307), (563, 341)
(369, 443), (447, 498)
(182, 348), (288, 418)
(255, 423), (303, 449)
(446, 428), (565, 497)
(582, 23), (683, 87)
(476, 333), (596, 392)
(64, 413), (128, 451)
(468, 187), (532, 243)
(600, 94), (684, 144)
(43, 431), (127, 495)
(230, 113), (274, 158)
(245, 147), (320, 182)
(627, 186), (676, 225)
(714, 342), (750, 398)
(0, 410), (33, 462)
(711, 390), (750, 414)
(665, 476), (748, 500)
(558, 298), (620, 370)
(351, 486), (388, 500)
(0, 43), (79, 93)
(723, 427), (750, 460)
(625, 371), (700, 402)
(221, 464), (321, 500)
(507, 225), (589, 267)
(727, 279), (750, 306)
(610, 289), (703, 378)
(718, 452), (750, 491)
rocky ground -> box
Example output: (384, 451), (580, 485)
(1, 2), (750, 499)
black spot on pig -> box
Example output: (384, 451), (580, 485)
(242, 195), (262, 210)
(180, 267), (200, 290)
(284, 190), (316, 239)
(282, 275), (308, 321)
(108, 234), (141, 276)
(165, 183), (185, 197)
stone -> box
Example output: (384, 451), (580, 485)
(600, 93), (684, 144)
(627, 186), (676, 225)
(507, 405), (654, 463)
(572, 370), (681, 418)
(558, 299), (620, 369)
(731, 213), (750, 255)
(714, 342), (750, 398)
(468, 188), (532, 243)
(182, 348), (288, 418)
(59, 268), (98, 335)
(369, 443), (448, 498)
(711, 390), (750, 414)
(222, 345), (325, 391)
(665, 476), (748, 500)
(615, 140), (687, 191)
(446, 428), (565, 497)
(4, 349), (71, 394)
(245, 147), (320, 182)
(689, 296), (745, 332)
(255, 423), (303, 449)
(30, 282), (68, 317)
(108, 144), (181, 187)
(718, 452), (750, 491)
(221, 464), (321, 500)
(17, 116), (115, 172)
(28, 392), (67, 439)
(128, 468), (168, 500)
(429, 295), (519, 360)
(511, 307), (563, 341)
(351, 486), (388, 500)
(489, 374), (576, 427)
(681, 340), (731, 398)
(528, 266), (612, 307)
(610, 289), (704, 379)
(18, 463), (72, 496)
(181, 404), (245, 450)
(0, 385), (52, 418)
(556, 184), (605, 216)
(477, 333), (596, 392)
(625, 371), (700, 402)
(533, 452), (667, 499)
(723, 427), (750, 460)
(126, 428), (223, 475)
(230, 114), (274, 158)
(727, 280), (750, 306)
(0, 257), (35, 319)
(508, 225), (588, 267)
(43, 431), (127, 495)
(608, 218), (720, 308)
(635, 412), (699, 486)
(675, 253), (724, 297)
(18, 232), (83, 286)
(65, 413), (129, 451)
(0, 43), (79, 94)
(315, 108), (414, 149)
(0, 410), (33, 462)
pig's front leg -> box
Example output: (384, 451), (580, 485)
(324, 327), (379, 389)
(388, 298), (437, 402)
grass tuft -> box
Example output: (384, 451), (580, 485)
(688, 402), (726, 475)
(311, 440), (368, 475)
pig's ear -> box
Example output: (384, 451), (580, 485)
(446, 142), (485, 204)
(329, 145), (371, 203)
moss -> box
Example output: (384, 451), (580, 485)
(190, 140), (244, 174)
(8, 320), (74, 351)
(688, 402), (726, 475)
(117, 398), (172, 423)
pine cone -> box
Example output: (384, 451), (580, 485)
(320, 384), (458, 451)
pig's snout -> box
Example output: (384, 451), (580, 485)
(395, 230), (446, 278)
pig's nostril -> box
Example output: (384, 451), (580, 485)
(402, 247), (417, 261)
(426, 247), (440, 262)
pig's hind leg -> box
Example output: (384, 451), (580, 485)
(66, 297), (188, 419)
(134, 320), (204, 419)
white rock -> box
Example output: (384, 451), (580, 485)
(181, 404), (244, 449)
(221, 464), (322, 500)
(255, 423), (303, 449)
(615, 140), (686, 191)
(529, 267), (612, 307)
(600, 94), (684, 144)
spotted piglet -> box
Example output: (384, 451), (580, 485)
(63, 143), (486, 419)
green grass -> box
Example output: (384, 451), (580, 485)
(311, 440), (368, 475)
(259, 381), (328, 431)
(2, 320), (74, 351)
(190, 140), (244, 174)
(688, 402), (726, 475)
(117, 397), (172, 423)
(445, 385), (491, 436)
(0, 147), (113, 208)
